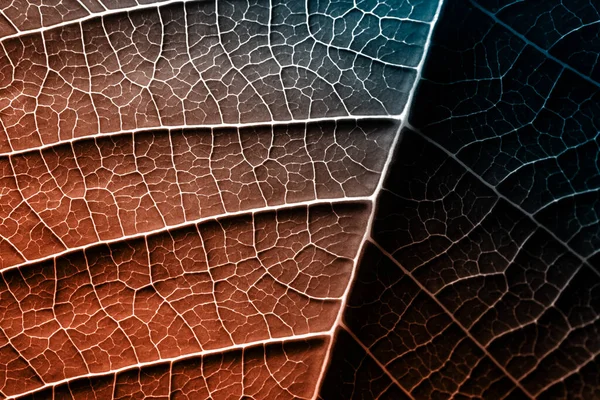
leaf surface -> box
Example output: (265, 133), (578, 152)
(319, 1), (600, 399)
(1, 0), (598, 399)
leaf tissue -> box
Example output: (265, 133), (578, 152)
(0, 0), (597, 398)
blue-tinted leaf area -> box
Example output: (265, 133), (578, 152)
(320, 0), (600, 399)
(307, 0), (435, 66)
(480, 0), (600, 82)
(411, 0), (600, 262)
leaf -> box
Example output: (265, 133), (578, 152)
(0, 0), (598, 399)
(319, 0), (600, 399)
(0, 0), (435, 398)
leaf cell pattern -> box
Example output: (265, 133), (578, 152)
(0, 0), (598, 399)
(318, 0), (600, 399)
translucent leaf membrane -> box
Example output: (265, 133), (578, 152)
(321, 130), (599, 398)
(0, 0), (443, 397)
(0, 203), (369, 396)
(0, 1), (172, 35)
(3, 0), (599, 399)
(319, 0), (600, 398)
(321, 244), (523, 400)
(17, 338), (328, 400)
(411, 0), (600, 263)
(0, 120), (396, 267)
(474, 0), (600, 83)
(0, 0), (423, 153)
